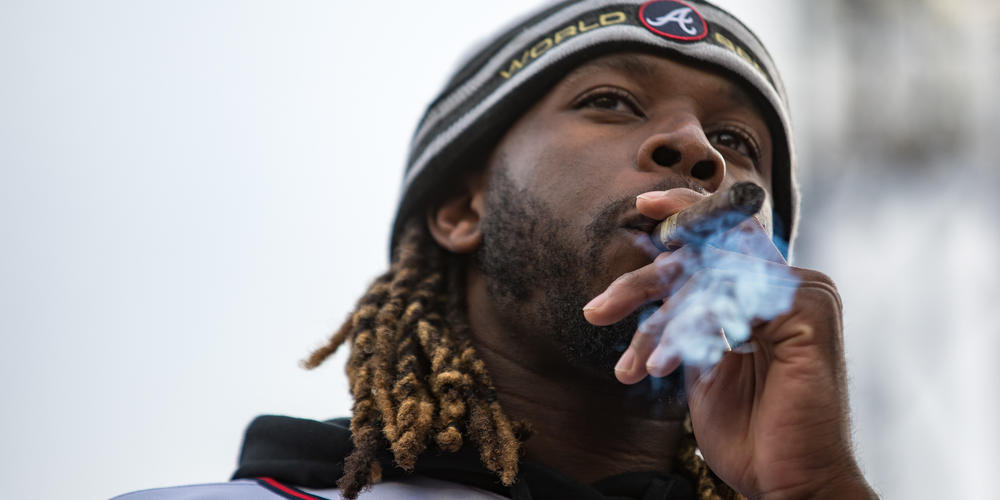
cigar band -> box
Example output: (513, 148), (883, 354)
(659, 213), (680, 244)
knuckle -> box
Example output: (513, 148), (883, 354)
(796, 268), (837, 288)
(613, 268), (667, 303)
(634, 324), (658, 340)
(654, 257), (683, 280)
(791, 268), (843, 310)
(653, 252), (673, 265)
(612, 269), (640, 287)
(796, 283), (843, 316)
(635, 314), (665, 340)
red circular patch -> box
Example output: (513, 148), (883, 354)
(639, 0), (709, 42)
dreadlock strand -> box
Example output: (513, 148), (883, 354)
(302, 319), (351, 370)
(369, 221), (435, 462)
(488, 400), (521, 485)
(434, 261), (502, 469)
(338, 351), (382, 498)
(409, 273), (474, 453)
(466, 395), (502, 472)
(388, 335), (435, 470)
(386, 255), (446, 469)
(370, 346), (398, 442)
(304, 274), (391, 369)
(451, 342), (518, 481)
(442, 261), (521, 484)
(421, 342), (470, 452)
(338, 415), (381, 498)
(339, 358), (382, 497)
(370, 240), (426, 442)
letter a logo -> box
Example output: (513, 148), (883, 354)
(647, 8), (698, 35)
(639, 1), (708, 42)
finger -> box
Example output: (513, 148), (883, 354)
(642, 277), (730, 378)
(635, 188), (705, 219)
(583, 247), (693, 326)
(614, 319), (659, 385)
(645, 327), (683, 378)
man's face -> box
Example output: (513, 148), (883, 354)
(474, 52), (774, 379)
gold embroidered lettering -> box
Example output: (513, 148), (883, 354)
(554, 25), (577, 45)
(530, 38), (554, 58)
(578, 18), (599, 32)
(499, 50), (530, 79)
(599, 11), (626, 26)
(714, 32), (735, 51)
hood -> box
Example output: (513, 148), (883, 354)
(231, 415), (697, 500)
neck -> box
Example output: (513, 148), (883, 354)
(465, 270), (685, 484)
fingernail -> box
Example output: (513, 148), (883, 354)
(615, 349), (635, 373)
(637, 192), (668, 201)
(583, 293), (607, 311)
(646, 347), (665, 374)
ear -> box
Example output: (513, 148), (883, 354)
(426, 174), (486, 254)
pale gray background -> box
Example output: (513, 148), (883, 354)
(2, 1), (997, 499)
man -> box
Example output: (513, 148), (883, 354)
(116, 1), (876, 499)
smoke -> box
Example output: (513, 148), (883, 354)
(635, 215), (801, 370)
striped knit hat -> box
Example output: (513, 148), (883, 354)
(391, 0), (798, 258)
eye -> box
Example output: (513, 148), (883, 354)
(573, 88), (644, 117)
(707, 127), (761, 166)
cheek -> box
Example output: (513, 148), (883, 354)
(513, 136), (629, 204)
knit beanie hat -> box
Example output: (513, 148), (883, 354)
(391, 0), (798, 258)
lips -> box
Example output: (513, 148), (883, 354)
(618, 213), (663, 259)
(621, 213), (659, 234)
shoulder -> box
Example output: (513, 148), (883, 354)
(325, 476), (508, 499)
(111, 479), (281, 500)
(111, 476), (507, 500)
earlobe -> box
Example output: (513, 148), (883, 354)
(426, 185), (485, 254)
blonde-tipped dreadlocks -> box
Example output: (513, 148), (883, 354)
(305, 217), (742, 500)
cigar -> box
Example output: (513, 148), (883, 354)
(650, 182), (765, 252)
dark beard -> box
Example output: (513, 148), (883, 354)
(474, 166), (684, 397)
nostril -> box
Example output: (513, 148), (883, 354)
(690, 160), (716, 180)
(651, 146), (681, 167)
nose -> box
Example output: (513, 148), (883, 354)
(636, 120), (726, 192)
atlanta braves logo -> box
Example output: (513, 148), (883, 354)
(639, 0), (708, 41)
(647, 7), (698, 35)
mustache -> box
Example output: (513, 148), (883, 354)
(585, 177), (707, 240)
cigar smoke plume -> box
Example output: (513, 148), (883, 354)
(637, 183), (801, 369)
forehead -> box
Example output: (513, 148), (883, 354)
(559, 52), (765, 114)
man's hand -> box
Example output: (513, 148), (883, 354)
(583, 189), (876, 499)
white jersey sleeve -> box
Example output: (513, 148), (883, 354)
(112, 476), (507, 500)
